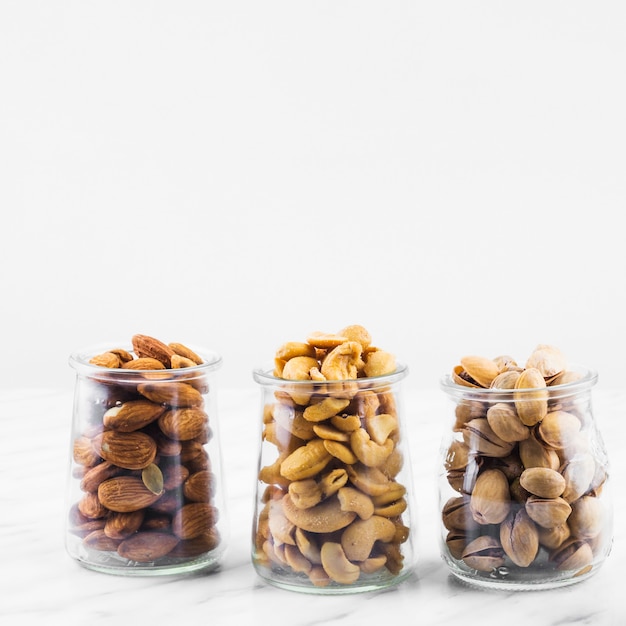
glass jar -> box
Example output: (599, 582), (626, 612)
(65, 343), (228, 576)
(439, 366), (612, 590)
(251, 363), (416, 594)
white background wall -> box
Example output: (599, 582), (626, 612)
(1, 2), (625, 394)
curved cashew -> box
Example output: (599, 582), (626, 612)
(312, 423), (350, 442)
(346, 464), (391, 497)
(323, 440), (358, 465)
(350, 428), (394, 467)
(268, 498), (296, 545)
(371, 482), (406, 506)
(338, 324), (372, 350)
(259, 456), (291, 488)
(365, 413), (398, 445)
(320, 342), (362, 380)
(330, 413), (361, 432)
(272, 403), (316, 441)
(275, 341), (317, 362)
(303, 397), (350, 423)
(282, 493), (356, 533)
(288, 479), (323, 509)
(281, 356), (319, 404)
(359, 555), (387, 574)
(337, 486), (374, 520)
(380, 448), (404, 478)
(355, 390), (380, 419)
(295, 527), (322, 565)
(319, 468), (349, 497)
(283, 544), (312, 574)
(320, 542), (361, 584)
(363, 349), (396, 377)
(280, 439), (332, 481)
(373, 498), (407, 517)
(341, 515), (396, 562)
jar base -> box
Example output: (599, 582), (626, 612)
(446, 561), (603, 591)
(254, 565), (414, 595)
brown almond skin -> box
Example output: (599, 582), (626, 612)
(93, 431), (157, 470)
(132, 334), (176, 367)
(103, 400), (167, 432)
(158, 407), (209, 441)
(98, 476), (162, 512)
(172, 503), (218, 540)
(137, 382), (204, 408)
(117, 532), (179, 562)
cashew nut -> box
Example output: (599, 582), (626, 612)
(338, 486), (374, 520)
(330, 413), (361, 432)
(346, 464), (392, 496)
(338, 324), (372, 350)
(288, 479), (323, 509)
(355, 390), (380, 419)
(358, 555), (388, 574)
(283, 544), (312, 574)
(320, 342), (362, 380)
(268, 498), (296, 545)
(363, 349), (396, 377)
(323, 440), (358, 465)
(320, 542), (361, 584)
(312, 422), (350, 442)
(365, 413), (398, 445)
(272, 403), (316, 441)
(319, 468), (349, 497)
(350, 428), (394, 468)
(281, 493), (356, 533)
(303, 397), (350, 422)
(276, 341), (317, 362)
(341, 515), (396, 562)
(280, 439), (332, 481)
(295, 527), (322, 565)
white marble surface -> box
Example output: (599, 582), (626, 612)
(1, 386), (623, 625)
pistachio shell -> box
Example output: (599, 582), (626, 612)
(500, 509), (539, 567)
(519, 467), (566, 499)
(486, 403), (530, 443)
(537, 410), (581, 450)
(514, 368), (548, 426)
(461, 536), (506, 571)
(459, 356), (500, 388)
(470, 469), (511, 525)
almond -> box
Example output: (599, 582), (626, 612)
(183, 470), (214, 502)
(104, 510), (145, 539)
(93, 431), (157, 470)
(132, 334), (175, 367)
(98, 476), (163, 512)
(137, 381), (204, 408)
(169, 342), (203, 365)
(172, 503), (218, 540)
(117, 531), (179, 562)
(157, 407), (209, 441)
(103, 400), (166, 432)
(121, 357), (166, 371)
(83, 529), (121, 551)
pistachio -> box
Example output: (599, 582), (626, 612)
(470, 469), (511, 525)
(537, 523), (571, 550)
(462, 536), (506, 572)
(499, 509), (539, 567)
(459, 356), (501, 388)
(537, 410), (581, 450)
(486, 403), (530, 443)
(518, 435), (560, 470)
(525, 345), (567, 379)
(463, 418), (515, 458)
(561, 454), (596, 502)
(442, 495), (480, 532)
(525, 495), (571, 529)
(568, 495), (604, 540)
(514, 368), (548, 426)
(550, 538), (593, 573)
(519, 467), (566, 499)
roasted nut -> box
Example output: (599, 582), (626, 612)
(525, 495), (571, 529)
(469, 469), (510, 525)
(514, 368), (548, 426)
(320, 542), (360, 584)
(462, 536), (505, 571)
(463, 418), (515, 457)
(519, 467), (566, 499)
(341, 515), (396, 561)
(486, 403), (529, 443)
(499, 509), (539, 567)
(92, 431), (157, 470)
(281, 493), (356, 533)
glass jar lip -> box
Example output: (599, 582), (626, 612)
(69, 342), (223, 381)
(252, 361), (409, 388)
(439, 363), (598, 400)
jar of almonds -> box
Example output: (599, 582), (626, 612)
(439, 345), (613, 589)
(251, 325), (416, 594)
(65, 334), (228, 576)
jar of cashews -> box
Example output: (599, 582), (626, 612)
(251, 325), (416, 594)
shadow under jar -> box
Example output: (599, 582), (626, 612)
(439, 366), (612, 590)
(65, 344), (228, 576)
(251, 363), (416, 594)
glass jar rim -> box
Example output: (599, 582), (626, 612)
(253, 361), (409, 388)
(440, 363), (597, 401)
(69, 342), (223, 382)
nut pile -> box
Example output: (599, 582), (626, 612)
(68, 334), (220, 565)
(443, 345), (610, 577)
(254, 325), (411, 587)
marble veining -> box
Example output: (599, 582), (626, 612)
(1, 386), (623, 625)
